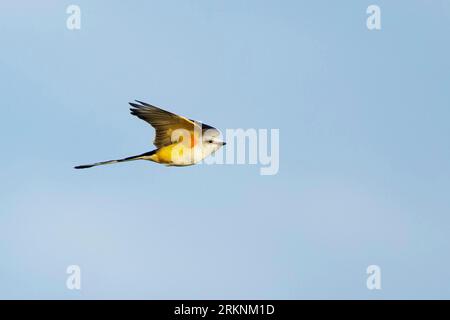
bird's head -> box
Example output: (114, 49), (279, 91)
(201, 128), (226, 155)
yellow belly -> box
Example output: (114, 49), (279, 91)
(152, 144), (202, 166)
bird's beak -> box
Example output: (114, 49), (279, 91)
(221, 141), (226, 146)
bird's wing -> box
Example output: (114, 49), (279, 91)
(129, 100), (201, 148)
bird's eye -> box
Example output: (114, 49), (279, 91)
(208, 140), (213, 143)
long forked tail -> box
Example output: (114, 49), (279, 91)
(74, 150), (155, 169)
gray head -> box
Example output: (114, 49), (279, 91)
(201, 128), (226, 155)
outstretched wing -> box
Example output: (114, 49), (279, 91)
(129, 100), (201, 148)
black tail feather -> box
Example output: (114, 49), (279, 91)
(74, 150), (156, 169)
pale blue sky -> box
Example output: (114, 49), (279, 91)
(0, 0), (449, 299)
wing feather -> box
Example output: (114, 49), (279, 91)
(129, 100), (201, 148)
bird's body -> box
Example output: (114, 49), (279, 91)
(75, 101), (225, 169)
(151, 143), (205, 166)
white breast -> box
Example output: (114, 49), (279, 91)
(169, 145), (210, 166)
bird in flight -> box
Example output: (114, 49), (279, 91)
(75, 100), (226, 169)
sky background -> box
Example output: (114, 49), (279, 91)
(0, 0), (449, 299)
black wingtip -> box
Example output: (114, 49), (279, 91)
(128, 100), (146, 108)
(134, 100), (149, 106)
